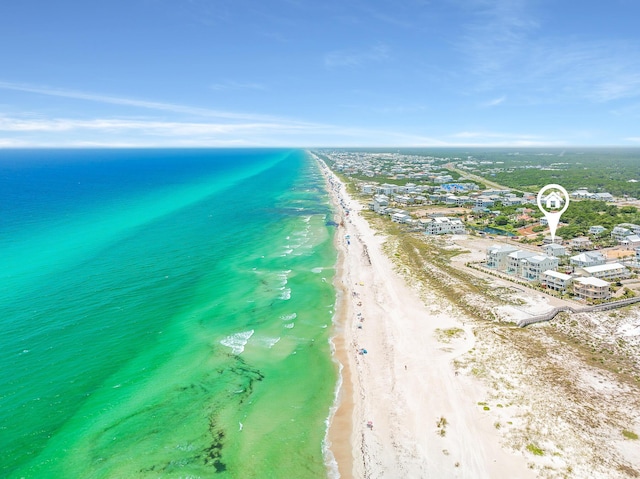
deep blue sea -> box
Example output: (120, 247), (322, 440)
(0, 149), (338, 478)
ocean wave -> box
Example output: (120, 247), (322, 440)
(284, 323), (295, 329)
(279, 288), (291, 300)
(277, 270), (291, 284)
(262, 337), (281, 348)
(280, 313), (297, 321)
(311, 267), (323, 274)
(220, 330), (254, 355)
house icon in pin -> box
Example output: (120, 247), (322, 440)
(545, 191), (564, 210)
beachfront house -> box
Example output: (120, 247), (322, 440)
(540, 270), (572, 292)
(486, 244), (519, 270)
(541, 243), (567, 257)
(520, 255), (560, 281)
(361, 184), (375, 194)
(582, 262), (630, 281)
(570, 251), (606, 268)
(572, 277), (611, 301)
(371, 194), (389, 213)
(423, 217), (466, 235)
(589, 225), (606, 235)
(506, 250), (538, 276)
(391, 212), (412, 224)
(637, 247), (640, 262)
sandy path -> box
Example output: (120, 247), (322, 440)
(319, 159), (535, 479)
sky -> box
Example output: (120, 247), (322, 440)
(1, 0), (640, 147)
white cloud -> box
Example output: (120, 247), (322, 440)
(480, 96), (506, 107)
(456, 1), (640, 104)
(0, 116), (319, 135)
(0, 81), (279, 122)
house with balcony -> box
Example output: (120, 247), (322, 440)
(475, 197), (495, 208)
(582, 262), (630, 281)
(540, 270), (572, 292)
(611, 224), (640, 242)
(377, 183), (399, 195)
(506, 250), (538, 276)
(423, 217), (466, 235)
(542, 243), (567, 257)
(370, 194), (389, 213)
(520, 255), (560, 281)
(486, 244), (519, 270)
(568, 237), (593, 251)
(588, 225), (606, 235)
(573, 277), (611, 301)
(570, 251), (606, 268)
(621, 234), (640, 249)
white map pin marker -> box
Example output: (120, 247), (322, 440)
(537, 184), (570, 243)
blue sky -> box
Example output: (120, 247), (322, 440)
(1, 0), (640, 147)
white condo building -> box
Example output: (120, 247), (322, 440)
(423, 217), (466, 235)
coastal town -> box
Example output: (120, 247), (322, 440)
(318, 149), (640, 306)
(315, 149), (640, 479)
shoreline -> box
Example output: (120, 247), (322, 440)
(322, 158), (355, 479)
(316, 154), (537, 478)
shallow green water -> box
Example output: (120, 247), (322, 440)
(0, 149), (338, 478)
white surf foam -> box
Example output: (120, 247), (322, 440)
(220, 330), (254, 355)
(279, 288), (291, 300)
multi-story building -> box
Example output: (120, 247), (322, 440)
(582, 262), (630, 281)
(370, 194), (389, 213)
(611, 224), (640, 242)
(568, 237), (594, 251)
(570, 251), (606, 268)
(485, 244), (519, 270)
(423, 217), (466, 235)
(520, 255), (560, 281)
(542, 243), (566, 257)
(506, 250), (537, 275)
(540, 270), (572, 292)
(573, 277), (611, 300)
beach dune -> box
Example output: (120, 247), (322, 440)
(320, 159), (534, 479)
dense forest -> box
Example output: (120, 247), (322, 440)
(464, 149), (640, 197)
(555, 200), (640, 239)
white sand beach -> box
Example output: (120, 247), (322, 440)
(321, 161), (536, 479)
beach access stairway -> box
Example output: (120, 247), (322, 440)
(517, 296), (640, 327)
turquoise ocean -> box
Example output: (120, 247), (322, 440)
(0, 149), (338, 478)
